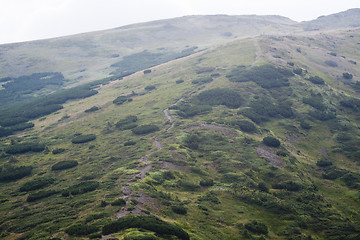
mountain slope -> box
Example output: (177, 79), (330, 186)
(0, 10), (360, 240)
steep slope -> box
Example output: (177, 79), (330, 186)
(0, 25), (360, 240)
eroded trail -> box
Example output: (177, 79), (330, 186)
(115, 74), (224, 219)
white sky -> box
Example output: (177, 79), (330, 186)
(0, 0), (359, 44)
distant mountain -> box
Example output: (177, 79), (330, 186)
(301, 8), (360, 31)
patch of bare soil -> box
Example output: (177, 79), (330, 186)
(256, 147), (284, 167)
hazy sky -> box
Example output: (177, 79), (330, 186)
(1, 0), (359, 44)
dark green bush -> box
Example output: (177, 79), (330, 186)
(343, 72), (353, 79)
(52, 148), (66, 154)
(113, 96), (129, 105)
(26, 190), (57, 202)
(111, 198), (126, 206)
(177, 180), (200, 191)
(340, 98), (360, 111)
(309, 110), (336, 121)
(191, 77), (213, 84)
(325, 60), (338, 67)
(307, 76), (325, 85)
(244, 220), (268, 235)
(196, 88), (243, 108)
(84, 106), (99, 113)
(230, 120), (256, 133)
(65, 224), (98, 236)
(102, 215), (190, 240)
(226, 64), (293, 88)
(20, 177), (55, 192)
(171, 205), (187, 215)
(293, 68), (303, 75)
(263, 136), (281, 147)
(273, 181), (302, 191)
(62, 181), (100, 197)
(176, 79), (184, 84)
(144, 69), (152, 74)
(145, 85), (156, 91)
(0, 165), (33, 182)
(303, 95), (326, 111)
(316, 159), (333, 167)
(124, 141), (136, 146)
(300, 121), (312, 130)
(5, 142), (45, 154)
(116, 115), (138, 130)
(71, 134), (96, 144)
(196, 67), (215, 74)
(200, 179), (214, 187)
(51, 160), (78, 171)
(132, 124), (159, 135)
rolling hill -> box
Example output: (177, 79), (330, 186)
(0, 9), (360, 240)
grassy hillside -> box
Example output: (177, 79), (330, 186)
(1, 11), (360, 240)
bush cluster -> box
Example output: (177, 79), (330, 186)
(52, 148), (66, 154)
(71, 134), (96, 144)
(20, 177), (55, 192)
(116, 115), (138, 130)
(113, 96), (131, 105)
(102, 215), (190, 240)
(177, 104), (212, 118)
(272, 181), (302, 191)
(307, 76), (325, 85)
(171, 205), (187, 215)
(229, 120), (257, 133)
(196, 88), (243, 108)
(5, 142), (45, 154)
(0, 165), (33, 182)
(84, 106), (99, 113)
(111, 198), (126, 206)
(191, 77), (213, 84)
(263, 136), (281, 147)
(51, 160), (78, 171)
(200, 179), (214, 187)
(226, 64), (293, 89)
(65, 224), (98, 236)
(62, 181), (100, 197)
(244, 220), (268, 235)
(132, 124), (159, 135)
(26, 190), (57, 202)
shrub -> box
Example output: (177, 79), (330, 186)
(5, 142), (45, 154)
(230, 120), (256, 133)
(325, 60), (338, 67)
(132, 124), (159, 135)
(200, 179), (214, 187)
(309, 110), (336, 121)
(0, 165), (33, 182)
(307, 76), (325, 85)
(116, 115), (138, 129)
(316, 159), (333, 167)
(111, 198), (126, 206)
(244, 220), (268, 235)
(300, 121), (312, 130)
(26, 190), (57, 202)
(302, 95), (326, 111)
(171, 205), (187, 215)
(84, 106), (99, 113)
(343, 72), (353, 79)
(124, 141), (136, 146)
(191, 77), (213, 84)
(71, 134), (96, 144)
(196, 67), (215, 74)
(293, 68), (303, 75)
(145, 85), (156, 91)
(52, 148), (66, 154)
(65, 224), (98, 236)
(62, 181), (100, 197)
(113, 96), (128, 105)
(226, 64), (293, 89)
(51, 160), (78, 171)
(143, 69), (152, 74)
(196, 88), (243, 108)
(102, 215), (190, 240)
(263, 136), (281, 147)
(20, 177), (55, 192)
(273, 181), (302, 191)
(176, 79), (184, 84)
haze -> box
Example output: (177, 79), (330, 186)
(1, 0), (359, 44)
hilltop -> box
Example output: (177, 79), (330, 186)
(0, 9), (360, 240)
